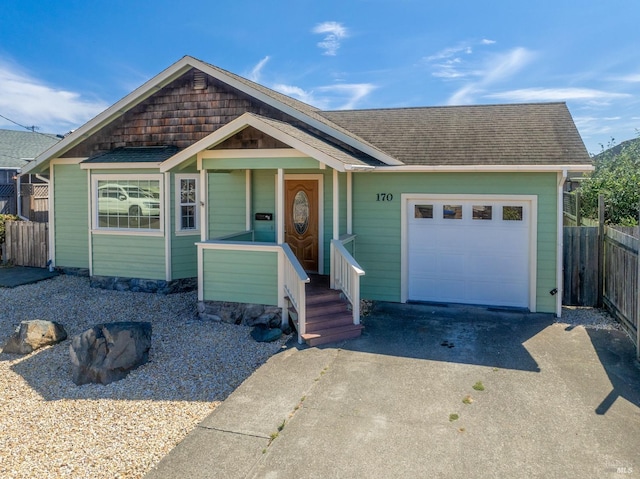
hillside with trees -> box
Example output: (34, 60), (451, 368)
(579, 136), (640, 225)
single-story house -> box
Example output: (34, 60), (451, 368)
(0, 129), (60, 217)
(23, 55), (592, 345)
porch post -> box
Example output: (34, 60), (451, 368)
(277, 168), (284, 244)
(331, 169), (339, 288)
(347, 171), (352, 235)
(245, 169), (252, 231)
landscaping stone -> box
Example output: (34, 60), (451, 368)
(2, 320), (67, 354)
(70, 322), (152, 385)
(250, 324), (283, 342)
(198, 301), (282, 328)
(90, 275), (197, 294)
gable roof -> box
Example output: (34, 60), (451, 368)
(161, 113), (381, 173)
(320, 103), (591, 167)
(0, 129), (60, 169)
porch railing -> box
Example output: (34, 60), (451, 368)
(331, 237), (365, 325)
(281, 244), (310, 343)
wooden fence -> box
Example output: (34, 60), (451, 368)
(3, 221), (49, 267)
(0, 183), (16, 214)
(20, 183), (49, 222)
(602, 226), (639, 354)
(563, 226), (599, 306)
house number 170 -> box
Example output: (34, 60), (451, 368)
(376, 193), (394, 201)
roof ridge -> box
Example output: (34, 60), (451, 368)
(320, 101), (568, 114)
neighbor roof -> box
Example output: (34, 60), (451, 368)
(0, 129), (60, 169)
(319, 103), (591, 167)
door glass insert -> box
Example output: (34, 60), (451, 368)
(292, 190), (310, 234)
(503, 206), (523, 221)
(473, 205), (492, 220)
(415, 205), (434, 218)
(443, 205), (462, 219)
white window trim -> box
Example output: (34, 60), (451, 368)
(175, 173), (200, 235)
(91, 173), (164, 236)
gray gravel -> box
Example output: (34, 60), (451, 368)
(559, 305), (623, 331)
(0, 275), (289, 479)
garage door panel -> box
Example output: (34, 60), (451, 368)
(407, 197), (531, 309)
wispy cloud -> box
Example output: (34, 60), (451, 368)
(272, 82), (375, 110)
(485, 87), (630, 102)
(313, 22), (348, 56)
(614, 73), (640, 83)
(0, 60), (107, 134)
(248, 56), (270, 82)
(447, 47), (535, 104)
(424, 39), (497, 79)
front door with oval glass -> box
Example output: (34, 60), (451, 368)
(285, 179), (319, 272)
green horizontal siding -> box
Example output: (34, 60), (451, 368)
(202, 157), (319, 170)
(53, 164), (89, 268)
(92, 234), (165, 279)
(172, 234), (198, 279)
(208, 171), (246, 237)
(352, 171), (558, 312)
(202, 249), (278, 305)
(252, 170), (276, 242)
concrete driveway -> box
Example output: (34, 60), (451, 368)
(145, 303), (640, 479)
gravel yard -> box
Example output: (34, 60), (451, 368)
(0, 275), (289, 479)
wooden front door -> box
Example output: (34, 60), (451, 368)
(285, 179), (319, 272)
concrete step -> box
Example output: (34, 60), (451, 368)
(302, 323), (364, 347)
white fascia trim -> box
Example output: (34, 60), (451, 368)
(373, 164), (594, 173)
(162, 113), (351, 173)
(183, 57), (401, 167)
(24, 59), (195, 175)
(201, 148), (306, 159)
(556, 170), (568, 317)
(81, 162), (162, 170)
(50, 158), (86, 166)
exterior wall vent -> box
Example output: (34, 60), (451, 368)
(193, 71), (207, 90)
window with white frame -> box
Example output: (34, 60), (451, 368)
(175, 174), (199, 233)
(93, 175), (163, 231)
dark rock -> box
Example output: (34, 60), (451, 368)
(2, 320), (68, 355)
(70, 322), (152, 385)
(250, 325), (282, 342)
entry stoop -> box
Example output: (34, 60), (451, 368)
(299, 276), (363, 347)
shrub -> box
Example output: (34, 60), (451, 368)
(0, 214), (20, 245)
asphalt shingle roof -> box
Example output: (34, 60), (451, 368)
(83, 145), (179, 163)
(0, 129), (60, 169)
(319, 103), (591, 166)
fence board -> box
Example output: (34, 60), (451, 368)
(4, 221), (49, 267)
(563, 226), (599, 306)
(603, 226), (638, 341)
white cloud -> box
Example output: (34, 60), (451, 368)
(313, 21), (348, 56)
(446, 47), (535, 104)
(248, 56), (270, 82)
(615, 73), (640, 83)
(0, 60), (107, 134)
(481, 39), (496, 45)
(485, 87), (630, 102)
(425, 39), (498, 80)
(273, 82), (375, 110)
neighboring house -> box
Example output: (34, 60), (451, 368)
(23, 56), (592, 344)
(0, 129), (60, 218)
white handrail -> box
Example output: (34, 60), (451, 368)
(331, 239), (365, 325)
(281, 243), (310, 343)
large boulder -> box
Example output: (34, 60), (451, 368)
(2, 320), (67, 355)
(70, 322), (152, 385)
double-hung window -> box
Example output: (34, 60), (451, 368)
(175, 174), (199, 234)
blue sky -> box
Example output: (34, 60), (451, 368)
(0, 0), (638, 155)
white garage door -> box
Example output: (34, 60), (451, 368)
(407, 197), (532, 309)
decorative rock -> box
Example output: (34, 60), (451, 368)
(198, 300), (283, 327)
(2, 320), (68, 355)
(70, 322), (152, 385)
(250, 324), (283, 343)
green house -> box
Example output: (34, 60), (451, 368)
(23, 56), (592, 345)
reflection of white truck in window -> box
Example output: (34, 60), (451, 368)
(98, 184), (161, 216)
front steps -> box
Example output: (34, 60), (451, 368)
(294, 275), (363, 347)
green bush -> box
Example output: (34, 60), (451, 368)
(0, 214), (20, 245)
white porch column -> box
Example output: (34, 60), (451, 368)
(245, 169), (252, 230)
(277, 168), (284, 244)
(347, 171), (352, 235)
(333, 169), (339, 240)
(200, 168), (207, 242)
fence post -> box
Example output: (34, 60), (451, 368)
(597, 195), (605, 308)
(637, 203), (640, 361)
(575, 191), (582, 226)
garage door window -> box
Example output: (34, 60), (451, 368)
(472, 205), (492, 220)
(414, 205), (433, 218)
(443, 205), (462, 219)
(503, 206), (523, 221)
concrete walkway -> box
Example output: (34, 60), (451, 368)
(145, 303), (640, 479)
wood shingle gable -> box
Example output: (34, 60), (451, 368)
(319, 103), (591, 167)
